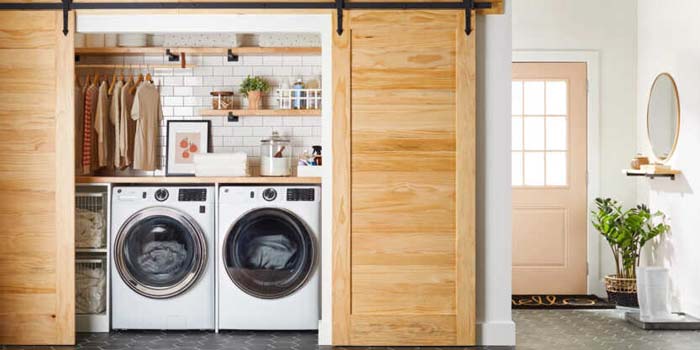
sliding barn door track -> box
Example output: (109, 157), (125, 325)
(0, 0), (492, 36)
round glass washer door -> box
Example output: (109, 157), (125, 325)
(223, 208), (316, 299)
(114, 207), (207, 299)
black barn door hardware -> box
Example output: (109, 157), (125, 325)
(227, 49), (239, 63)
(165, 49), (180, 62)
(0, 1), (493, 37)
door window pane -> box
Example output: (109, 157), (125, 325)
(546, 152), (567, 186)
(512, 152), (523, 186)
(546, 117), (568, 151)
(523, 117), (545, 150)
(524, 152), (545, 186)
(546, 81), (568, 115)
(512, 81), (523, 115)
(524, 81), (545, 115)
(512, 117), (523, 151)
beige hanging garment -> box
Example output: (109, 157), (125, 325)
(119, 80), (136, 167)
(110, 80), (124, 168)
(130, 82), (162, 171)
(94, 81), (113, 168)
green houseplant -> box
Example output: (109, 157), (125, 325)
(592, 198), (670, 306)
(239, 75), (270, 110)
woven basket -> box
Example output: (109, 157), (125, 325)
(604, 274), (638, 307)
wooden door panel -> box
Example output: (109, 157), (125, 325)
(333, 9), (475, 346)
(0, 11), (74, 345)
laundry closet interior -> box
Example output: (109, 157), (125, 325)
(72, 13), (331, 335)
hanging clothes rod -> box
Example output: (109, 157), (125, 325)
(0, 0), (493, 37)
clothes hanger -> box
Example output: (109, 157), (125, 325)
(92, 72), (100, 86)
(118, 68), (125, 84)
(145, 64), (152, 84)
(108, 69), (117, 95)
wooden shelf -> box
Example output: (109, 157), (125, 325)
(76, 176), (321, 185)
(75, 46), (321, 56)
(200, 109), (321, 117)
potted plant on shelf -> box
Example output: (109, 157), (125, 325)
(592, 198), (670, 307)
(239, 75), (270, 110)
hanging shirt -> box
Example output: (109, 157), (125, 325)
(82, 84), (98, 175)
(110, 80), (124, 168)
(94, 81), (113, 168)
(131, 82), (162, 171)
(120, 81), (136, 167)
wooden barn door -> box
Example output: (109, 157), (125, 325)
(333, 10), (476, 346)
(0, 11), (74, 345)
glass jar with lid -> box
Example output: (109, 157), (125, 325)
(210, 91), (234, 110)
(260, 131), (291, 176)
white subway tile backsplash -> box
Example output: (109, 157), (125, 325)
(91, 52), (322, 171)
(173, 86), (193, 96)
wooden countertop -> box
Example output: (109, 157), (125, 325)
(76, 176), (321, 184)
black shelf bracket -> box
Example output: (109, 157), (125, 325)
(227, 49), (239, 62)
(227, 112), (239, 122)
(165, 49), (180, 62)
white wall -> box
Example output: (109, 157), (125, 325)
(637, 0), (700, 317)
(512, 0), (638, 292)
(475, 0), (516, 346)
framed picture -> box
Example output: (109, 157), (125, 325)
(165, 120), (211, 176)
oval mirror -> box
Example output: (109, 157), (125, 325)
(647, 73), (680, 162)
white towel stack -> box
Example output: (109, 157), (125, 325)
(194, 153), (248, 177)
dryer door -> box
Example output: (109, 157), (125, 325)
(115, 207), (207, 299)
(223, 208), (316, 299)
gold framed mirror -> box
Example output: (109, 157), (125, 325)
(647, 73), (680, 162)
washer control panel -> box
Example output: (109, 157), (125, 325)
(178, 188), (207, 202)
(287, 188), (315, 201)
(154, 188), (169, 202)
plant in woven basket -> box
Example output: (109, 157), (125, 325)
(592, 198), (670, 279)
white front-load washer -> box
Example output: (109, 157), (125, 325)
(111, 186), (215, 330)
(218, 185), (320, 330)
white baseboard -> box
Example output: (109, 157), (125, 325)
(477, 320), (516, 346)
(317, 320), (331, 346)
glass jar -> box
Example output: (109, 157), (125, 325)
(210, 91), (234, 110)
(260, 131), (291, 176)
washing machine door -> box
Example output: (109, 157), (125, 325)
(115, 207), (207, 299)
(223, 208), (316, 299)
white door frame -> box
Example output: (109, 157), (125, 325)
(512, 50), (604, 296)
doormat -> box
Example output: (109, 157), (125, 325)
(512, 294), (617, 309)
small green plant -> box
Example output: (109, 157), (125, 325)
(239, 76), (270, 96)
(592, 198), (670, 279)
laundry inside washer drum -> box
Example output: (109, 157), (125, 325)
(244, 234), (298, 270)
(138, 240), (188, 275)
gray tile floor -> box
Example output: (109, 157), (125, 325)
(3, 310), (700, 349)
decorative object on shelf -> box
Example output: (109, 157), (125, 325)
(194, 153), (248, 177)
(260, 131), (291, 177)
(297, 145), (323, 177)
(647, 73), (680, 162)
(117, 33), (148, 47)
(166, 120), (211, 176)
(86, 33), (105, 48)
(278, 87), (322, 110)
(258, 33), (321, 47)
(210, 91), (235, 110)
(240, 76), (270, 110)
(161, 33), (240, 48)
(630, 154), (650, 170)
(592, 198), (670, 307)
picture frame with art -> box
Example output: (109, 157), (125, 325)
(165, 120), (211, 176)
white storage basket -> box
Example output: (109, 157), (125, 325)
(75, 192), (107, 249)
(277, 88), (322, 110)
(75, 258), (107, 315)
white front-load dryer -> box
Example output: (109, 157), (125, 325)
(111, 186), (215, 330)
(218, 185), (320, 330)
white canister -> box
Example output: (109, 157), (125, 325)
(85, 34), (105, 48)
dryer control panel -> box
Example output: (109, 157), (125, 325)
(178, 189), (208, 202)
